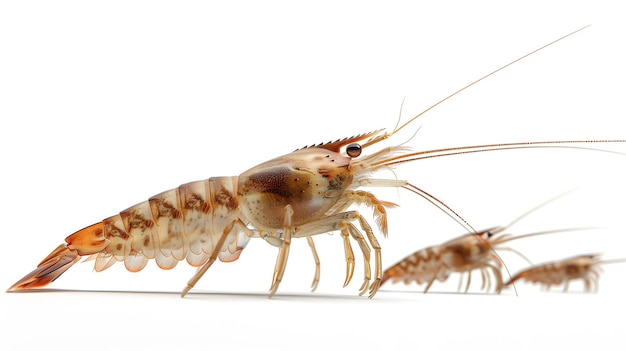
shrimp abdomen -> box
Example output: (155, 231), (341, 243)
(8, 177), (249, 291)
(382, 247), (441, 285)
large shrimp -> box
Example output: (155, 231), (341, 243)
(504, 254), (626, 293)
(7, 26), (625, 298)
(380, 192), (598, 294)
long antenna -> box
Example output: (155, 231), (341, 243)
(361, 25), (592, 149)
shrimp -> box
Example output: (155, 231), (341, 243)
(504, 254), (626, 293)
(8, 134), (400, 298)
(380, 192), (597, 294)
(7, 26), (626, 298)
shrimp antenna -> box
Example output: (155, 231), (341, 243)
(498, 187), (579, 233)
(402, 182), (475, 233)
(599, 258), (626, 265)
(393, 97), (406, 133)
(379, 140), (626, 167)
(361, 25), (592, 149)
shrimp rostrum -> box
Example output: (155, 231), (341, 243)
(7, 26), (626, 298)
(504, 254), (626, 293)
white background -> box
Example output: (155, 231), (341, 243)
(1, 1), (626, 350)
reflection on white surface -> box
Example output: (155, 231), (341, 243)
(1, 1), (626, 351)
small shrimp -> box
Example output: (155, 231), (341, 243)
(504, 254), (626, 293)
(381, 192), (596, 294)
(7, 26), (626, 298)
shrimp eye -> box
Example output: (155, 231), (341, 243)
(346, 143), (362, 157)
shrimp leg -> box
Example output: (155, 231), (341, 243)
(269, 205), (294, 297)
(181, 218), (252, 297)
(306, 237), (321, 292)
